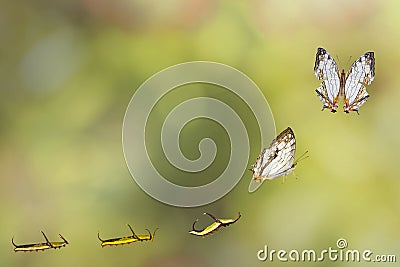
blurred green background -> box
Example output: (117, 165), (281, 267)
(1, 0), (399, 266)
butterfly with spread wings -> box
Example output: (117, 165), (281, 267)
(314, 47), (375, 113)
(249, 127), (306, 193)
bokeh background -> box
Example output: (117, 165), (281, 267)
(1, 0), (399, 266)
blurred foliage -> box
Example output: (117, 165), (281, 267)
(1, 0), (400, 266)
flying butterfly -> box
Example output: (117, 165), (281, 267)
(314, 47), (375, 113)
(248, 127), (307, 193)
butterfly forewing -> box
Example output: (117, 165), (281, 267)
(249, 127), (296, 193)
(314, 48), (341, 112)
(265, 130), (296, 178)
(343, 52), (375, 113)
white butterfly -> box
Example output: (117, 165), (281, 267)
(314, 47), (375, 113)
(248, 127), (305, 193)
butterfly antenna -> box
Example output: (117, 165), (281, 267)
(291, 151), (309, 180)
(346, 55), (353, 68)
(294, 150), (309, 164)
(335, 53), (341, 67)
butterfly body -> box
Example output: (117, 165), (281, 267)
(314, 47), (375, 113)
